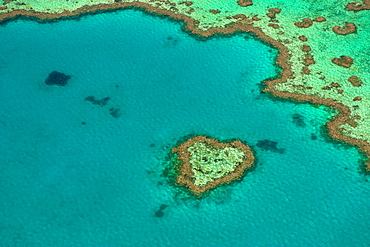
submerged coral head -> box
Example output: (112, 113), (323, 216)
(45, 71), (71, 86)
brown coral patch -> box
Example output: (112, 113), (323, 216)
(346, 119), (358, 128)
(183, 1), (193, 6)
(314, 17), (326, 22)
(332, 23), (357, 35)
(237, 0), (253, 7)
(209, 9), (220, 14)
(269, 8), (281, 13)
(0, 6), (7, 10)
(294, 18), (313, 28)
(304, 54), (315, 66)
(302, 44), (311, 52)
(353, 96), (362, 101)
(302, 66), (310, 75)
(298, 35), (308, 42)
(252, 15), (261, 21)
(348, 76), (363, 87)
(233, 14), (247, 19)
(345, 0), (370, 11)
(187, 8), (194, 13)
(172, 136), (255, 196)
(331, 82), (341, 88)
(266, 12), (276, 18)
(268, 23), (279, 29)
(332, 56), (354, 68)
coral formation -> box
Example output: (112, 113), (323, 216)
(294, 18), (313, 28)
(345, 0), (370, 11)
(1, 0), (370, 172)
(45, 71), (70, 86)
(332, 56), (354, 68)
(84, 96), (110, 106)
(302, 44), (311, 52)
(209, 9), (220, 14)
(292, 113), (306, 127)
(332, 23), (357, 35)
(256, 139), (285, 153)
(298, 35), (308, 42)
(237, 0), (253, 7)
(348, 76), (363, 87)
(154, 204), (167, 218)
(313, 17), (326, 22)
(172, 136), (254, 195)
(304, 54), (315, 66)
(268, 23), (280, 29)
(109, 107), (121, 118)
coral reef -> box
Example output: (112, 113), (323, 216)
(294, 18), (313, 28)
(332, 23), (357, 35)
(172, 136), (254, 195)
(298, 35), (308, 42)
(237, 0), (253, 7)
(313, 17), (326, 22)
(1, 0), (370, 172)
(332, 56), (354, 68)
(345, 0), (370, 11)
(348, 76), (363, 87)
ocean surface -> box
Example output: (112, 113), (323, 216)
(0, 9), (369, 246)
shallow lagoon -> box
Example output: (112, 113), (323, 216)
(0, 9), (369, 246)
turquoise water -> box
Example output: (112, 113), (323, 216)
(0, 9), (370, 246)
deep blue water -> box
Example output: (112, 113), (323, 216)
(0, 9), (369, 246)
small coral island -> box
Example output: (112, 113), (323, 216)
(171, 136), (255, 196)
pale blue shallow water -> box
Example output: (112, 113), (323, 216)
(0, 9), (369, 246)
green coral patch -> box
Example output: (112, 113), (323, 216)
(188, 142), (246, 186)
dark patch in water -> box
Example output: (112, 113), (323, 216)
(81, 121), (87, 125)
(150, 143), (155, 148)
(311, 133), (317, 140)
(154, 204), (167, 218)
(161, 165), (171, 178)
(256, 139), (285, 154)
(109, 108), (121, 118)
(45, 71), (70, 86)
(146, 169), (155, 175)
(292, 113), (306, 127)
(164, 36), (180, 47)
(84, 96), (110, 106)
